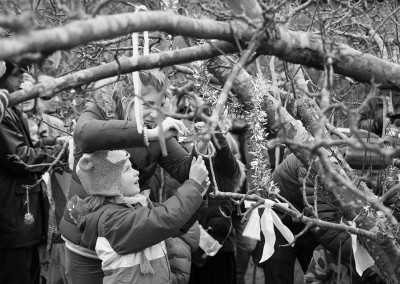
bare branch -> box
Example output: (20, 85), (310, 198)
(8, 41), (237, 107)
(212, 191), (379, 241)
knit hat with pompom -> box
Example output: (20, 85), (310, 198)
(77, 150), (130, 196)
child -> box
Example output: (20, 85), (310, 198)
(188, 131), (246, 284)
(69, 150), (209, 283)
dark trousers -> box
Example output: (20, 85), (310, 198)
(65, 248), (104, 284)
(233, 213), (256, 284)
(189, 252), (237, 284)
(0, 246), (40, 284)
(263, 228), (317, 284)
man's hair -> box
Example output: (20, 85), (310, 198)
(0, 62), (23, 90)
(116, 69), (169, 98)
(120, 69), (168, 120)
(139, 69), (169, 93)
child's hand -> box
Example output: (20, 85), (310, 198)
(189, 156), (209, 191)
(200, 176), (210, 196)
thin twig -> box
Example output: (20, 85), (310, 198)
(22, 138), (71, 189)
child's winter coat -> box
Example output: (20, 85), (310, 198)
(73, 178), (205, 284)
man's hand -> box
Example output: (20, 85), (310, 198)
(189, 156), (209, 195)
(147, 117), (189, 141)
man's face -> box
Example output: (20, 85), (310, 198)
(4, 74), (21, 92)
(3, 69), (24, 92)
(21, 99), (35, 113)
(38, 95), (60, 114)
(128, 84), (165, 129)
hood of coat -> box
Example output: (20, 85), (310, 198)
(77, 210), (100, 250)
(76, 199), (130, 250)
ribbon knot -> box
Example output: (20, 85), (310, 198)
(243, 200), (294, 263)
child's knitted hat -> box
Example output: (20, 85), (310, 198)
(77, 150), (130, 196)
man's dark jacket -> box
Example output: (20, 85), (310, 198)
(272, 153), (352, 260)
(0, 107), (60, 248)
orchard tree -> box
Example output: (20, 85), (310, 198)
(1, 0), (400, 282)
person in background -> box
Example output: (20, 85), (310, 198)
(188, 130), (246, 284)
(304, 132), (390, 284)
(358, 89), (400, 138)
(16, 72), (70, 284)
(263, 153), (350, 284)
(33, 74), (71, 284)
(36, 74), (66, 140)
(304, 244), (385, 284)
(0, 62), (68, 284)
(229, 121), (257, 284)
(69, 150), (209, 283)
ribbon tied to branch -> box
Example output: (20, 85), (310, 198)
(243, 199), (294, 263)
(348, 221), (375, 275)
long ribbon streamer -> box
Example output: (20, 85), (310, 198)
(131, 5), (148, 133)
(349, 221), (375, 275)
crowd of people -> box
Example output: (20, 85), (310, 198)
(0, 60), (396, 284)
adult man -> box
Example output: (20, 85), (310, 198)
(0, 63), (67, 284)
(263, 153), (351, 284)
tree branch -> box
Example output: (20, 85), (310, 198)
(1, 11), (400, 89)
(212, 191), (379, 241)
(8, 41), (237, 107)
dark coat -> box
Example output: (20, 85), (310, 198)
(196, 133), (246, 253)
(272, 153), (352, 260)
(0, 107), (60, 248)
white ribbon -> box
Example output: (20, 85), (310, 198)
(242, 199), (295, 263)
(131, 5), (149, 134)
(42, 172), (51, 195)
(242, 206), (261, 241)
(349, 221), (375, 275)
(68, 136), (74, 170)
